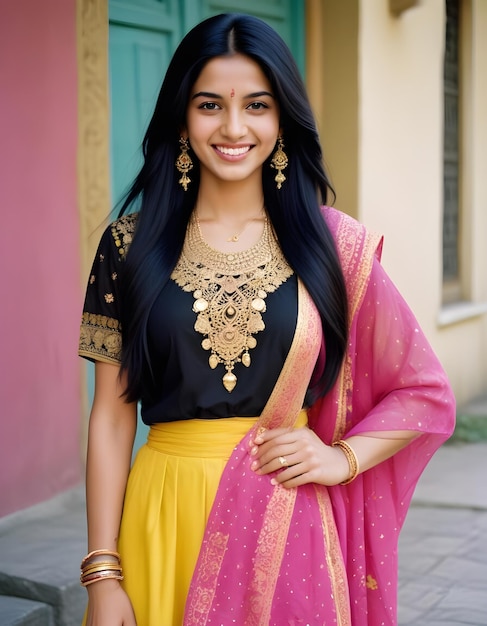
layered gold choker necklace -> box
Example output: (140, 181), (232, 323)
(171, 212), (293, 392)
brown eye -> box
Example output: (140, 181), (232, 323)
(246, 102), (268, 110)
(199, 102), (221, 110)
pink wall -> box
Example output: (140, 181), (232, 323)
(0, 0), (82, 516)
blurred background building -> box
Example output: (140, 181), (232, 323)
(1, 0), (486, 522)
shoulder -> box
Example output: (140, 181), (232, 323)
(108, 213), (139, 259)
(320, 206), (383, 263)
(321, 206), (374, 244)
(321, 206), (383, 316)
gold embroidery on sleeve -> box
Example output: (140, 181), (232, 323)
(79, 215), (137, 364)
(79, 313), (122, 363)
(110, 213), (137, 257)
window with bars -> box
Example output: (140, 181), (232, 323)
(443, 0), (461, 298)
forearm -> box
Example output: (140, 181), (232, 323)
(341, 430), (419, 477)
(85, 362), (137, 553)
(82, 371), (137, 620)
(86, 411), (136, 552)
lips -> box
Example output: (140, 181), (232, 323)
(214, 145), (251, 156)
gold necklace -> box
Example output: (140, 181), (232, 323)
(171, 213), (294, 392)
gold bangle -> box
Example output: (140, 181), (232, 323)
(80, 571), (124, 587)
(81, 562), (123, 577)
(80, 565), (123, 583)
(332, 439), (359, 485)
(81, 549), (121, 569)
(82, 560), (121, 569)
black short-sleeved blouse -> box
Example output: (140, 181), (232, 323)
(79, 215), (298, 425)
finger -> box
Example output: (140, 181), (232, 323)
(271, 464), (310, 488)
(251, 427), (292, 445)
(251, 444), (298, 473)
(275, 472), (310, 489)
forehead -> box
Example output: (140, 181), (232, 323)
(192, 54), (272, 93)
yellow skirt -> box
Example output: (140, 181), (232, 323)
(86, 411), (307, 625)
(119, 417), (259, 626)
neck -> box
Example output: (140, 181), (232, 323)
(196, 178), (264, 220)
(193, 178), (266, 251)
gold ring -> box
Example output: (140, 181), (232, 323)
(278, 456), (288, 467)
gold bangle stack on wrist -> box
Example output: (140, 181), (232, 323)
(80, 549), (123, 587)
(332, 439), (360, 485)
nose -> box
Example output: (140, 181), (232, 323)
(222, 107), (247, 140)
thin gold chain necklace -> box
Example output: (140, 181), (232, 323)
(222, 210), (265, 242)
(171, 213), (294, 392)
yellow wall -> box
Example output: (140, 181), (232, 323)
(359, 0), (487, 406)
(310, 0), (487, 406)
(308, 0), (359, 219)
(358, 0), (445, 325)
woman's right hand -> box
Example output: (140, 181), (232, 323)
(86, 579), (137, 625)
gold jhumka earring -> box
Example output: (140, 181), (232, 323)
(270, 135), (288, 189)
(175, 137), (193, 191)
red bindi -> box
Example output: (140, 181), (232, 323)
(230, 88), (235, 98)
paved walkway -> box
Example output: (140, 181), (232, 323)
(398, 442), (487, 625)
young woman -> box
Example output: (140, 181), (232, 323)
(78, 13), (455, 625)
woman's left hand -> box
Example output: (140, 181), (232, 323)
(249, 426), (349, 488)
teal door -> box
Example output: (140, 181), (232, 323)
(108, 0), (305, 453)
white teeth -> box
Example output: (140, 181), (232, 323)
(216, 146), (250, 156)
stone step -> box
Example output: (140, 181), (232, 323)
(0, 595), (54, 626)
(0, 487), (86, 626)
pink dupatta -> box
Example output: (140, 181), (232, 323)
(309, 208), (455, 624)
(184, 208), (455, 625)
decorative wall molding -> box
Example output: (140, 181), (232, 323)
(77, 0), (110, 442)
(77, 0), (110, 282)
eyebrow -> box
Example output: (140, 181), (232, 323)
(191, 90), (274, 100)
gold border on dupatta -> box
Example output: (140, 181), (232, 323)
(333, 214), (382, 441)
(246, 280), (322, 624)
(246, 487), (298, 625)
(258, 280), (322, 431)
(314, 484), (352, 625)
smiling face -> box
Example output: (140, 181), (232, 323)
(184, 54), (280, 188)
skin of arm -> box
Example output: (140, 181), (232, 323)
(84, 361), (138, 625)
(249, 427), (419, 488)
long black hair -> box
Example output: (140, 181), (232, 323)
(118, 13), (348, 403)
